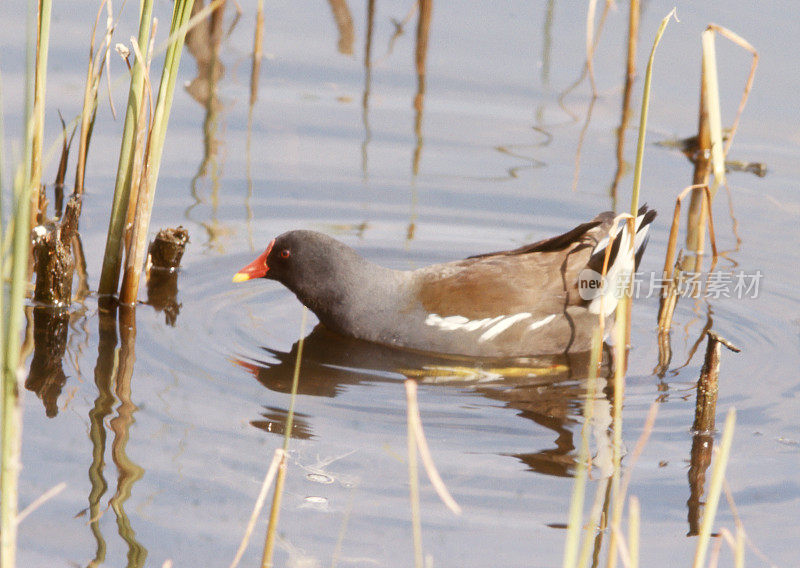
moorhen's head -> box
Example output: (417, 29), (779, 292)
(233, 230), (368, 300)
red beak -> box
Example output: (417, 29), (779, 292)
(233, 240), (274, 282)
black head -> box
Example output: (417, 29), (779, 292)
(233, 230), (368, 304)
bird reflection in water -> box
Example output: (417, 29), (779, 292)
(234, 325), (615, 479)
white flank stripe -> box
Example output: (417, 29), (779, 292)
(424, 314), (469, 330)
(528, 314), (556, 331)
(425, 312), (535, 341)
(478, 313), (532, 342)
(463, 318), (491, 332)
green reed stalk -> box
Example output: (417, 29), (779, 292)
(262, 308), (308, 567)
(578, 476), (610, 567)
(0, 66), (6, 223)
(28, 0), (52, 227)
(629, 8), (675, 216)
(693, 408), (736, 568)
(98, 0), (155, 298)
(605, 13), (675, 567)
(1, 1), (41, 563)
(566, 213), (631, 568)
(119, 0), (195, 304)
(0, 177), (29, 568)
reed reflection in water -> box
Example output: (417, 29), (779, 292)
(83, 307), (147, 567)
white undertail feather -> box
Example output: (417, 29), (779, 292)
(587, 211), (652, 317)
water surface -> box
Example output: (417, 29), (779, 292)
(4, 0), (799, 566)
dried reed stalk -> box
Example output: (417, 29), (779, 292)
(74, 0), (115, 196)
(249, 0), (265, 107)
(229, 449), (285, 568)
(657, 184), (718, 333)
(685, 25), (758, 273)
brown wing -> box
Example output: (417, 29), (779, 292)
(413, 214), (614, 319)
(467, 215), (609, 259)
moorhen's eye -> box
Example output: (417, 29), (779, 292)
(280, 249), (291, 259)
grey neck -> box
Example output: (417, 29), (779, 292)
(290, 256), (410, 342)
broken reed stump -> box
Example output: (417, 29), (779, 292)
(687, 330), (740, 535)
(32, 194), (82, 306)
(147, 226), (189, 270)
(29, 194), (83, 415)
(692, 330), (741, 433)
(146, 227), (189, 326)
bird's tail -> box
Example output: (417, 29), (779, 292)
(580, 205), (657, 316)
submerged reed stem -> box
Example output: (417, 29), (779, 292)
(406, 380), (424, 568)
(405, 380), (461, 515)
(693, 408), (736, 568)
(229, 449), (285, 568)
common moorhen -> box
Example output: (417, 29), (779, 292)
(234, 207), (656, 357)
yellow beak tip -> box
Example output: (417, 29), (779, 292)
(232, 272), (250, 283)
